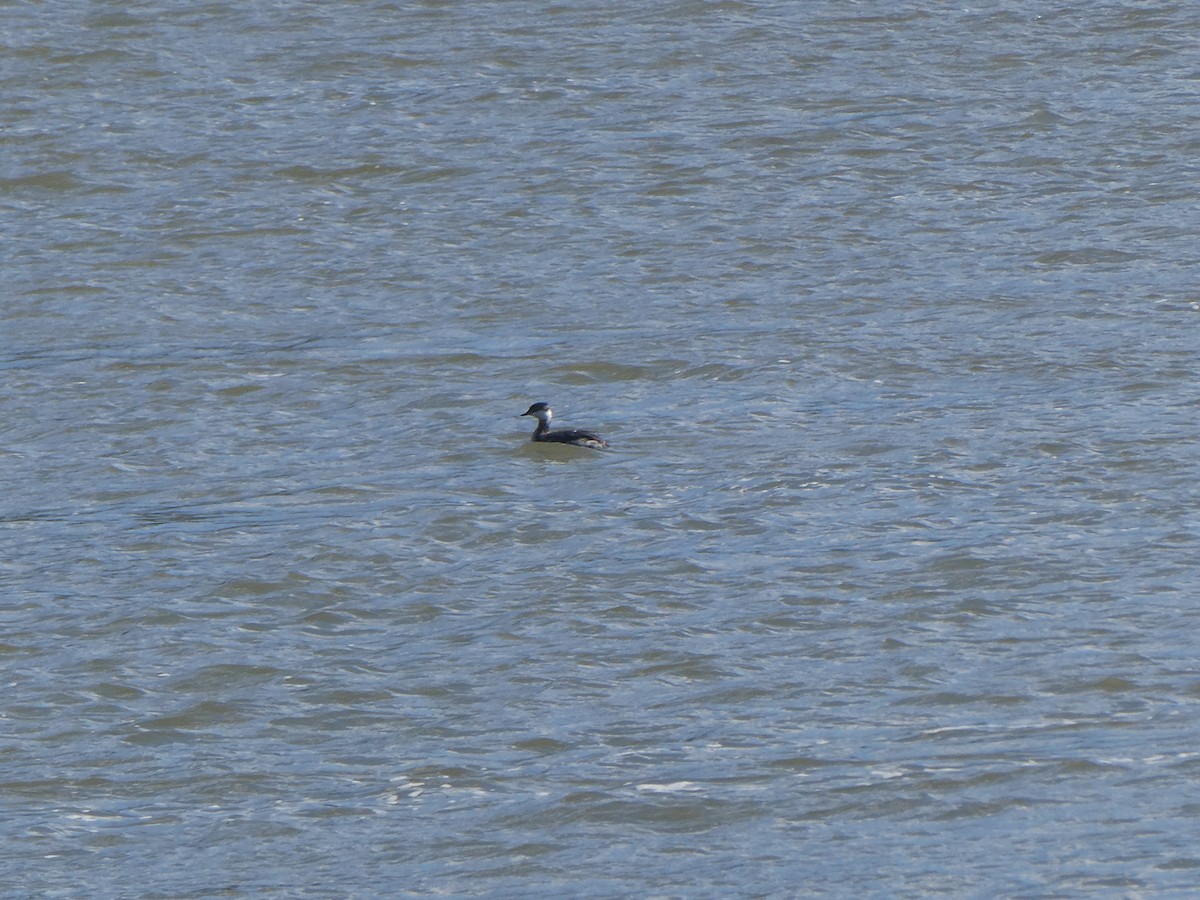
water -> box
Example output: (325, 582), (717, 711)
(5, 0), (1200, 895)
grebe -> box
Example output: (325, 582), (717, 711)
(519, 402), (608, 449)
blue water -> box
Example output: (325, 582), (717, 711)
(4, 1), (1200, 896)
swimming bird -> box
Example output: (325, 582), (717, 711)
(519, 402), (608, 449)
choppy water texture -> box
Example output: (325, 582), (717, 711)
(5, 1), (1200, 895)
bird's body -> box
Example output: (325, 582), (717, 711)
(519, 402), (608, 449)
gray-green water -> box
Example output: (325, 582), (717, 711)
(5, 1), (1200, 895)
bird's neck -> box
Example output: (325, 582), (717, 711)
(532, 416), (551, 438)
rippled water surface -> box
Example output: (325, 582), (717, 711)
(5, 1), (1200, 895)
